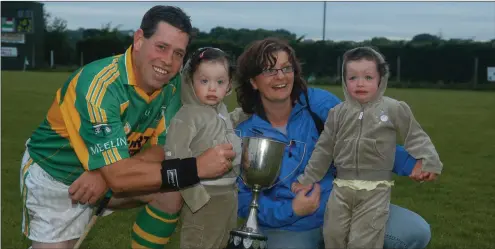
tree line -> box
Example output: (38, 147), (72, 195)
(43, 12), (495, 89)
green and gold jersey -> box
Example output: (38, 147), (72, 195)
(27, 46), (182, 185)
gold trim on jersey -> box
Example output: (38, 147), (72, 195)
(59, 70), (91, 170)
(86, 57), (120, 123)
(46, 96), (69, 138)
(120, 100), (130, 114)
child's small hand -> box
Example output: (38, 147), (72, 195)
(410, 160), (439, 182)
(409, 159), (424, 182)
(291, 182), (312, 193)
(419, 171), (438, 182)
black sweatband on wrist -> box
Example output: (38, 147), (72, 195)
(160, 158), (200, 191)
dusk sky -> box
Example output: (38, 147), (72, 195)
(43, 1), (495, 41)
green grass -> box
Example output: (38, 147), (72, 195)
(2, 71), (495, 249)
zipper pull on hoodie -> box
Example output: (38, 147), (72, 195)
(358, 111), (364, 120)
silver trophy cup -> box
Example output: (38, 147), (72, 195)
(227, 136), (305, 249)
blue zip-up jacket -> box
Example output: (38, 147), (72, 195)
(236, 87), (416, 231)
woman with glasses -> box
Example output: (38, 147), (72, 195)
(233, 37), (432, 249)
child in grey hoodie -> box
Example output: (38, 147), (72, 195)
(164, 47), (243, 249)
(292, 47), (443, 249)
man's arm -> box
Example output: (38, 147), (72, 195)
(70, 143), (236, 203)
(99, 156), (163, 193)
(103, 143), (236, 193)
(132, 145), (165, 162)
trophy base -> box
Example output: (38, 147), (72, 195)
(226, 229), (267, 249)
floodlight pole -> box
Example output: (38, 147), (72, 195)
(322, 1), (326, 41)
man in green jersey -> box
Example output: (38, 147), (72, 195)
(20, 5), (235, 249)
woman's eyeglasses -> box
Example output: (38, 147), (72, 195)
(261, 66), (294, 77)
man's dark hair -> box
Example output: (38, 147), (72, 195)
(235, 37), (307, 114)
(140, 5), (193, 40)
(343, 47), (389, 79)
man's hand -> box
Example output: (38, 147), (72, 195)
(196, 143), (236, 179)
(291, 181), (312, 193)
(292, 183), (321, 217)
(69, 170), (108, 205)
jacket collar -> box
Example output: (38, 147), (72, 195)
(249, 92), (310, 138)
(254, 92), (308, 124)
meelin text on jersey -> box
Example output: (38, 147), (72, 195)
(90, 137), (127, 155)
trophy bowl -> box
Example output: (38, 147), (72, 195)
(240, 136), (286, 189)
(227, 136), (286, 249)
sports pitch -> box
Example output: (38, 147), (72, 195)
(2, 71), (494, 249)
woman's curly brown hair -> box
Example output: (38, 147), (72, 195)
(235, 37), (308, 114)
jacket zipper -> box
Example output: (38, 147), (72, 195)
(355, 107), (364, 176)
(217, 108), (230, 143)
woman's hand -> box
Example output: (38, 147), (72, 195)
(291, 181), (312, 193)
(292, 183), (321, 217)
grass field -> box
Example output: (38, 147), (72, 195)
(2, 71), (495, 249)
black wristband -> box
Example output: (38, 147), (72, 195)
(160, 158), (200, 191)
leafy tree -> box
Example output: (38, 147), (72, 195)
(43, 7), (72, 66)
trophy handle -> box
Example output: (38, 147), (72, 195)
(267, 140), (307, 189)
